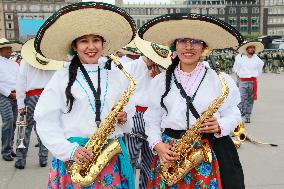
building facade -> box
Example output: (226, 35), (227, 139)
(264, 0), (284, 36)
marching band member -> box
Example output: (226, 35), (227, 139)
(139, 13), (245, 189)
(15, 39), (64, 169)
(123, 36), (172, 189)
(0, 38), (22, 161)
(233, 41), (264, 123)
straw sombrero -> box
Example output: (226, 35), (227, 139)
(138, 13), (244, 49)
(134, 36), (172, 69)
(118, 39), (141, 55)
(237, 41), (264, 54)
(0, 38), (22, 52)
(21, 39), (64, 70)
(34, 2), (136, 61)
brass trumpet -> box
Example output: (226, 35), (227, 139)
(16, 108), (27, 149)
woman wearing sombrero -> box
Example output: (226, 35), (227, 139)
(139, 13), (245, 189)
(34, 2), (136, 188)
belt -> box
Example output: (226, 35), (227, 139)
(26, 88), (44, 96)
(240, 77), (257, 100)
(135, 106), (148, 112)
(164, 128), (186, 139)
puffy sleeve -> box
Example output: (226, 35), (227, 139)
(144, 73), (166, 150)
(34, 69), (79, 161)
(16, 59), (28, 109)
(215, 73), (242, 138)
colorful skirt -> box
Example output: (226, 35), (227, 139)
(147, 134), (223, 189)
(47, 137), (134, 189)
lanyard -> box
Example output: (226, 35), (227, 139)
(77, 62), (101, 125)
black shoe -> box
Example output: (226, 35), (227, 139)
(11, 151), (16, 157)
(39, 161), (47, 167)
(2, 154), (14, 161)
(34, 143), (39, 147)
(15, 164), (25, 169)
(245, 118), (251, 123)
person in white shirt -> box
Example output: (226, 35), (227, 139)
(14, 38), (63, 169)
(0, 38), (22, 161)
(233, 41), (264, 123)
(33, 2), (136, 188)
(139, 13), (245, 189)
(123, 36), (172, 189)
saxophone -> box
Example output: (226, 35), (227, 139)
(69, 54), (136, 187)
(160, 74), (229, 186)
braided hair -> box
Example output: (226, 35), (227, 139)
(65, 54), (80, 113)
(160, 56), (180, 113)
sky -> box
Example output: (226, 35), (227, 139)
(18, 19), (46, 37)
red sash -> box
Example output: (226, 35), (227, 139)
(26, 88), (44, 97)
(135, 105), (148, 112)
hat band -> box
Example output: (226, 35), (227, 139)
(34, 52), (49, 65)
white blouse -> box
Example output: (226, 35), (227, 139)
(34, 59), (135, 161)
(144, 62), (242, 149)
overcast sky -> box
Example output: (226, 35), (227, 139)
(82, 0), (171, 4)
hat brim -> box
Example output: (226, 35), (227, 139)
(238, 41), (264, 54)
(0, 42), (22, 52)
(21, 39), (64, 70)
(138, 13), (243, 49)
(134, 36), (172, 69)
(35, 2), (136, 61)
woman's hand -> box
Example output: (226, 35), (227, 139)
(154, 142), (179, 165)
(200, 117), (221, 134)
(73, 147), (92, 164)
(150, 65), (161, 78)
(116, 111), (127, 124)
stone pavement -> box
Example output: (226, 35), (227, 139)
(0, 72), (284, 189)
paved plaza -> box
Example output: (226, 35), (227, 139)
(0, 72), (284, 189)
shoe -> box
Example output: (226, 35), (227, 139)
(34, 143), (39, 147)
(2, 154), (14, 161)
(39, 161), (47, 167)
(15, 164), (25, 169)
(245, 117), (251, 123)
(11, 151), (16, 157)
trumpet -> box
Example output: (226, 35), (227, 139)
(16, 107), (27, 149)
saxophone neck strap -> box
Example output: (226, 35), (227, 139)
(77, 62), (101, 124)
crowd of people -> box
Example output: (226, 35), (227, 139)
(0, 1), (276, 189)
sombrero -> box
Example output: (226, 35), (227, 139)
(0, 38), (22, 52)
(34, 2), (136, 61)
(21, 39), (64, 70)
(118, 39), (141, 55)
(237, 41), (264, 54)
(134, 36), (172, 69)
(138, 13), (244, 49)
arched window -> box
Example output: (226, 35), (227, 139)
(229, 7), (236, 14)
(219, 8), (225, 15)
(241, 7), (248, 14)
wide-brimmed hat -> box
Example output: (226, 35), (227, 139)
(0, 38), (22, 52)
(34, 2), (136, 61)
(21, 39), (63, 70)
(134, 36), (172, 69)
(237, 41), (264, 54)
(138, 13), (243, 49)
(118, 40), (141, 55)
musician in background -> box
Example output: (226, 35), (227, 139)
(123, 36), (172, 189)
(14, 39), (63, 169)
(139, 14), (244, 189)
(233, 41), (264, 123)
(0, 38), (21, 161)
(34, 2), (136, 188)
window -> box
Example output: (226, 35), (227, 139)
(240, 26), (248, 33)
(251, 26), (259, 33)
(252, 7), (259, 14)
(241, 7), (248, 14)
(228, 17), (237, 26)
(240, 17), (248, 25)
(191, 8), (200, 14)
(229, 7), (236, 14)
(209, 8), (218, 15)
(251, 17), (259, 25)
(201, 8), (207, 14)
(219, 8), (225, 15)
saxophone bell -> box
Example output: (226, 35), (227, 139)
(16, 107), (27, 149)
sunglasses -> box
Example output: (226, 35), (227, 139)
(176, 38), (204, 47)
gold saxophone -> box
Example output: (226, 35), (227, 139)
(160, 74), (229, 186)
(69, 54), (136, 187)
